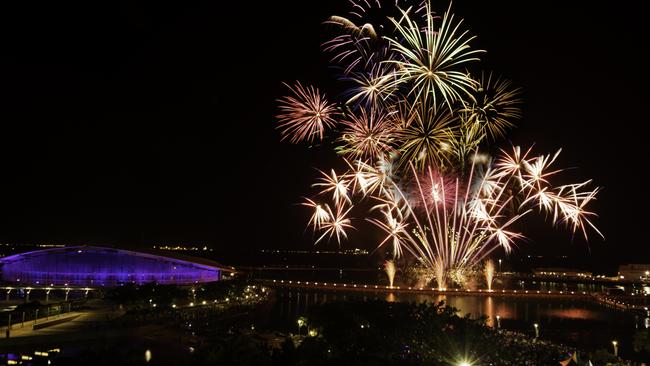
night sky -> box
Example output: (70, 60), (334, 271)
(1, 1), (647, 267)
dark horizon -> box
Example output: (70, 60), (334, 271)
(1, 1), (647, 268)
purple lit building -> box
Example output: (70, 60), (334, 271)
(0, 246), (228, 286)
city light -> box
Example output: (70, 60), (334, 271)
(145, 349), (152, 363)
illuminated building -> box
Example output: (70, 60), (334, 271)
(0, 246), (228, 286)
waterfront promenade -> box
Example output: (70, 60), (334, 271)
(259, 278), (650, 313)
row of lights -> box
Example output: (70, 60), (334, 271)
(597, 296), (649, 311)
(270, 280), (589, 295)
(5, 349), (60, 365)
(170, 288), (265, 309)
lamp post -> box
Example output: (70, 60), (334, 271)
(498, 259), (502, 272)
(612, 340), (618, 357)
(496, 315), (501, 329)
(297, 318), (305, 336)
(6, 314), (11, 338)
(533, 323), (539, 338)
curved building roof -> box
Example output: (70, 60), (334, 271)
(0, 246), (229, 286)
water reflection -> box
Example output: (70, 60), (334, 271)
(272, 288), (637, 352)
(256, 269), (629, 292)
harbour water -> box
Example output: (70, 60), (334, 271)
(270, 287), (647, 360)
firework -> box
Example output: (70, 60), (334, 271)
(276, 81), (338, 144)
(278, 1), (601, 286)
(461, 72), (523, 140)
(345, 158), (393, 197)
(323, 0), (426, 74)
(313, 168), (352, 207)
(384, 3), (484, 108)
(315, 204), (354, 245)
(323, 17), (381, 74)
(301, 197), (331, 231)
(410, 166), (458, 209)
(395, 101), (458, 171)
(368, 206), (406, 258)
(337, 107), (397, 160)
(344, 65), (397, 108)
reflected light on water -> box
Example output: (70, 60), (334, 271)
(544, 308), (603, 320)
(485, 296), (494, 327)
(385, 293), (396, 302)
(274, 288), (635, 352)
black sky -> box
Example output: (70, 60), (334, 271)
(0, 1), (647, 266)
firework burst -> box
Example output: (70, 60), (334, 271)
(384, 3), (484, 108)
(395, 101), (458, 171)
(337, 107), (398, 160)
(461, 72), (523, 139)
(276, 81), (339, 144)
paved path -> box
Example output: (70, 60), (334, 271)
(0, 300), (125, 348)
(2, 312), (83, 337)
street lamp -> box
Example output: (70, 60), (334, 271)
(145, 349), (152, 363)
(498, 259), (502, 272)
(533, 323), (539, 338)
(496, 315), (501, 329)
(612, 340), (618, 357)
(297, 317), (307, 336)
